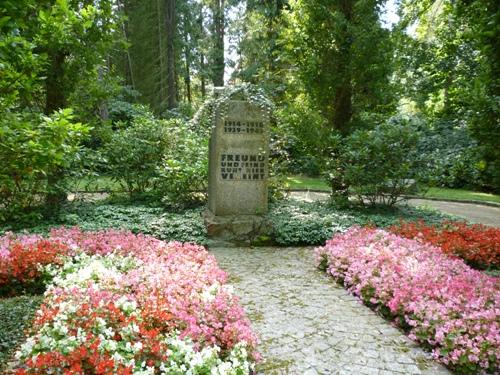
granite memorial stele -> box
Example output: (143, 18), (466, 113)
(204, 87), (270, 241)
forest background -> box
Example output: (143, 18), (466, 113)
(0, 0), (498, 221)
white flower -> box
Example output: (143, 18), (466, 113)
(133, 342), (143, 352)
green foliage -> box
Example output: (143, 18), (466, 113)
(108, 93), (147, 127)
(0, 295), (43, 369)
(104, 108), (208, 208)
(1, 201), (208, 246)
(235, 0), (288, 97)
(104, 113), (173, 194)
(283, 0), (395, 133)
(267, 199), (451, 246)
(157, 124), (208, 210)
(191, 83), (275, 135)
(396, 0), (499, 192)
(0, 108), (89, 223)
(325, 116), (422, 206)
(275, 93), (330, 176)
(417, 118), (485, 189)
(0, 0), (45, 111)
(1, 197), (452, 249)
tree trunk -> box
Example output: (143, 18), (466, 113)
(332, 0), (353, 134)
(184, 46), (192, 102)
(166, 0), (177, 109)
(157, 0), (166, 104)
(198, 10), (206, 98)
(98, 65), (110, 121)
(211, 0), (224, 86)
(201, 52), (206, 97)
(45, 50), (68, 212)
(332, 83), (353, 135)
(45, 51), (66, 115)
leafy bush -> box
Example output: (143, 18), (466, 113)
(0, 295), (43, 370)
(326, 116), (422, 206)
(267, 199), (450, 246)
(105, 112), (208, 208)
(157, 122), (208, 210)
(390, 220), (500, 269)
(104, 113), (172, 194)
(315, 228), (499, 374)
(275, 93), (329, 176)
(0, 109), (89, 223)
(417, 118), (485, 189)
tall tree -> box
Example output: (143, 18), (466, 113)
(396, 0), (500, 190)
(166, 0), (177, 108)
(236, 0), (288, 96)
(283, 0), (394, 134)
(210, 0), (225, 86)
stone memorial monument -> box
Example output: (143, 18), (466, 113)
(204, 87), (271, 241)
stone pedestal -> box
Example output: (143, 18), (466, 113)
(203, 210), (269, 243)
(205, 93), (270, 242)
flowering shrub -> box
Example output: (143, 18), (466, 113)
(315, 227), (499, 374)
(390, 220), (500, 269)
(2, 228), (257, 374)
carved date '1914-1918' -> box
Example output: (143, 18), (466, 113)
(220, 153), (266, 180)
(224, 120), (264, 134)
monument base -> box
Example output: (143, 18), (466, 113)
(203, 209), (269, 244)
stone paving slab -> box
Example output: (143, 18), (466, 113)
(211, 246), (451, 375)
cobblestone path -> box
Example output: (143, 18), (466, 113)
(211, 246), (451, 375)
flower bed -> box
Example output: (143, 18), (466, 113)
(0, 233), (69, 296)
(390, 220), (500, 269)
(1, 228), (257, 374)
(315, 227), (499, 374)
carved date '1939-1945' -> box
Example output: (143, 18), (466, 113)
(220, 153), (266, 180)
(224, 120), (264, 134)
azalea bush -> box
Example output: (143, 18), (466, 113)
(390, 220), (500, 269)
(315, 227), (499, 374)
(1, 229), (257, 374)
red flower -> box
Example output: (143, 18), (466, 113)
(390, 220), (500, 268)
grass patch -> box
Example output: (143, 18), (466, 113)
(66, 175), (124, 192)
(286, 175), (500, 204)
(0, 295), (43, 369)
(421, 187), (500, 204)
(285, 175), (330, 191)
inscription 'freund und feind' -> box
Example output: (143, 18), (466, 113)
(220, 153), (266, 180)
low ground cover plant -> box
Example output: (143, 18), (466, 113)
(1, 229), (257, 374)
(0, 202), (208, 245)
(0, 296), (43, 369)
(390, 220), (500, 269)
(315, 227), (499, 374)
(1, 199), (451, 248)
(268, 200), (450, 246)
